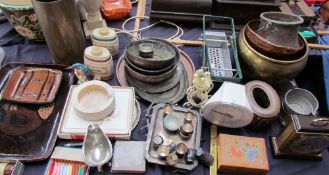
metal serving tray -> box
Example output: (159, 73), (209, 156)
(145, 104), (202, 171)
(0, 63), (75, 161)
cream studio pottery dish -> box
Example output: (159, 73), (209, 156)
(73, 80), (115, 121)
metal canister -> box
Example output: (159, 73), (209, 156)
(152, 135), (163, 150)
(84, 46), (113, 80)
(32, 0), (86, 65)
(163, 104), (173, 116)
(184, 112), (194, 123)
(91, 27), (119, 56)
(157, 145), (170, 159)
(166, 153), (178, 166)
(195, 148), (214, 166)
(176, 143), (187, 157)
(185, 149), (196, 164)
(168, 142), (176, 153)
(139, 43), (154, 58)
(179, 123), (194, 139)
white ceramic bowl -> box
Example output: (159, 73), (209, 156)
(73, 80), (115, 121)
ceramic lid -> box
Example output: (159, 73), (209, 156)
(0, 0), (33, 10)
(92, 27), (117, 41)
(84, 46), (111, 61)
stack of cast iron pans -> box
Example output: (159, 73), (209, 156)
(123, 38), (189, 104)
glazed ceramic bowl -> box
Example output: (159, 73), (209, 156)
(73, 80), (115, 121)
(0, 0), (44, 40)
(238, 26), (308, 84)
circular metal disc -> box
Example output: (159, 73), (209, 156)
(116, 50), (195, 87)
(125, 62), (183, 93)
(131, 68), (189, 104)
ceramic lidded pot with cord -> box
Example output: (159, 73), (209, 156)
(91, 27), (119, 57)
(0, 0), (44, 40)
(84, 46), (114, 80)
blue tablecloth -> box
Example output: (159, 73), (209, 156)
(0, 1), (329, 175)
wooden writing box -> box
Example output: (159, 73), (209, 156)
(217, 134), (269, 175)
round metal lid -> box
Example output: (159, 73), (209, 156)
(126, 39), (175, 61)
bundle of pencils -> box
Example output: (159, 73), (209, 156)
(45, 159), (88, 175)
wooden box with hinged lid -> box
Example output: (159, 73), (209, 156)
(271, 115), (329, 160)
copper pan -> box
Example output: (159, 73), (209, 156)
(245, 20), (304, 60)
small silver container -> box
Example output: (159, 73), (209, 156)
(283, 88), (318, 116)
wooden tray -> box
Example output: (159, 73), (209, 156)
(2, 67), (63, 104)
(144, 104), (202, 171)
(0, 63), (75, 161)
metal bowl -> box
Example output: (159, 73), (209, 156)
(283, 88), (318, 116)
(238, 26), (308, 84)
(124, 53), (178, 75)
(245, 20), (304, 60)
(124, 60), (178, 83)
(126, 38), (177, 70)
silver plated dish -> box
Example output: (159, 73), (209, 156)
(145, 104), (202, 171)
(125, 58), (178, 83)
(124, 53), (178, 75)
(83, 124), (113, 172)
(126, 66), (189, 104)
(125, 62), (183, 94)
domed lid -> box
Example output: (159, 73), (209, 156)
(92, 27), (117, 41)
(84, 46), (111, 61)
(126, 39), (176, 61)
(0, 0), (33, 10)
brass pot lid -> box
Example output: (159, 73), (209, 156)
(125, 62), (183, 94)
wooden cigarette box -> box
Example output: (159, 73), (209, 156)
(217, 134), (269, 175)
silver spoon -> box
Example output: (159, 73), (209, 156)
(83, 124), (113, 172)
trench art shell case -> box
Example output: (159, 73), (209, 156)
(145, 104), (202, 171)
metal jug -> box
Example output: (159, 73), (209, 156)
(83, 124), (113, 172)
(257, 12), (304, 49)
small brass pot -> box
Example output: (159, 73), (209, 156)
(238, 26), (308, 84)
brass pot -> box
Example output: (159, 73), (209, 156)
(238, 26), (308, 84)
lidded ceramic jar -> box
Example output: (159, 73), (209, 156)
(91, 27), (119, 56)
(84, 46), (113, 80)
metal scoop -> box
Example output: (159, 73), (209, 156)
(83, 124), (113, 172)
